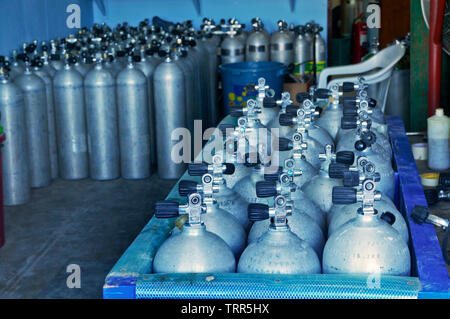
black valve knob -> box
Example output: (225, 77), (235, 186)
(343, 170), (360, 187)
(354, 140), (367, 152)
(187, 163), (209, 176)
(277, 137), (293, 151)
(380, 211), (396, 226)
(315, 88), (331, 99)
(343, 104), (359, 116)
(178, 180), (198, 196)
(360, 131), (376, 146)
(368, 98), (377, 108)
(263, 97), (277, 108)
(256, 181), (278, 198)
(342, 96), (357, 107)
(328, 163), (350, 179)
(342, 82), (356, 92)
(248, 203), (270, 221)
(410, 205), (429, 225)
(332, 186), (357, 204)
(229, 107), (244, 117)
(335, 151), (355, 165)
(279, 113), (294, 126)
(155, 201), (179, 218)
(341, 116), (358, 130)
(223, 163), (235, 175)
(296, 92), (311, 104)
(285, 105), (300, 115)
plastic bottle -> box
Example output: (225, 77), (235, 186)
(427, 108), (449, 171)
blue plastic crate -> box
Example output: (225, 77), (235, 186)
(103, 116), (449, 299)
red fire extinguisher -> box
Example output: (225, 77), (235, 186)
(351, 13), (368, 64)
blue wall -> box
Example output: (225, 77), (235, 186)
(0, 0), (93, 56)
(0, 0), (328, 56)
(92, 0), (328, 38)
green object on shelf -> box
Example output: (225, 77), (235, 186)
(0, 126), (3, 135)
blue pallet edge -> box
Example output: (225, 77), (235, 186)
(103, 115), (450, 299)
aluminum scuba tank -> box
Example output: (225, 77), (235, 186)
(255, 77), (280, 127)
(220, 22), (245, 65)
(263, 159), (326, 231)
(266, 92), (294, 140)
(312, 24), (326, 76)
(177, 172), (247, 257)
(185, 155), (251, 231)
(337, 125), (395, 200)
(41, 51), (57, 77)
(153, 50), (187, 179)
(314, 85), (343, 141)
(293, 26), (311, 79)
(270, 20), (294, 67)
(53, 55), (89, 180)
(7, 51), (25, 80)
(323, 179), (411, 276)
(31, 59), (58, 179)
(238, 195), (321, 274)
(232, 163), (271, 206)
(248, 173), (326, 257)
(326, 158), (409, 243)
(153, 193), (236, 273)
(135, 45), (157, 166)
(301, 145), (353, 213)
(15, 59), (51, 188)
(84, 55), (120, 180)
(0, 65), (31, 206)
(117, 54), (152, 179)
(245, 19), (270, 62)
(172, 43), (195, 139)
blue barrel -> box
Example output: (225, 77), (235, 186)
(219, 61), (287, 114)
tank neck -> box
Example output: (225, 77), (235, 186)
(182, 223), (206, 235)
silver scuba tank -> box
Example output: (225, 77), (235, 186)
(135, 46), (157, 166)
(238, 195), (321, 274)
(337, 128), (395, 200)
(53, 55), (89, 180)
(220, 28), (245, 65)
(200, 31), (219, 126)
(323, 179), (411, 276)
(7, 51), (25, 80)
(270, 20), (294, 66)
(116, 54), (152, 179)
(153, 51), (187, 179)
(0, 66), (31, 206)
(182, 39), (204, 123)
(301, 145), (352, 213)
(84, 56), (120, 180)
(263, 159), (326, 231)
(32, 60), (58, 179)
(248, 174), (326, 257)
(177, 172), (247, 258)
(314, 86), (343, 141)
(293, 26), (311, 78)
(153, 193), (236, 273)
(185, 155), (251, 231)
(232, 165), (271, 206)
(41, 51), (57, 77)
(255, 77), (280, 127)
(15, 60), (51, 188)
(245, 19), (269, 62)
(327, 157), (408, 243)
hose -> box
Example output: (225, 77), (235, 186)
(442, 226), (450, 265)
(320, 96), (334, 115)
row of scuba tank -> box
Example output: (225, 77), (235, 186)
(217, 18), (326, 79)
(0, 18), (225, 206)
(152, 78), (411, 276)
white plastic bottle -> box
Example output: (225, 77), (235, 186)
(427, 108), (450, 171)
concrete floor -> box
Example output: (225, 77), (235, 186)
(0, 175), (176, 299)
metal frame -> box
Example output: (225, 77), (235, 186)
(103, 116), (449, 299)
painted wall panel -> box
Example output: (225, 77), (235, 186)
(0, 0), (93, 56)
(92, 0), (328, 44)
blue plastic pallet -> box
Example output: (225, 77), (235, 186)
(103, 116), (449, 299)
